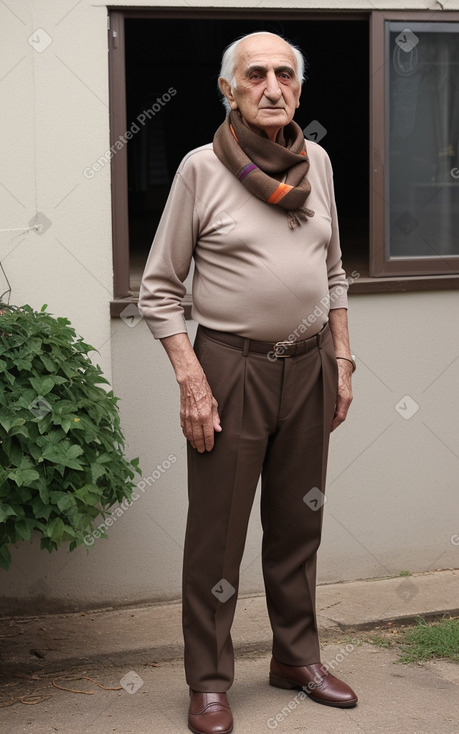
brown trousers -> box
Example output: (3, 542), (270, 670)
(183, 323), (338, 692)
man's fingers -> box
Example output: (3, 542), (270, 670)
(202, 422), (216, 452)
(212, 399), (222, 433)
(179, 379), (221, 452)
(331, 394), (352, 431)
(181, 409), (217, 452)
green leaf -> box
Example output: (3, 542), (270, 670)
(29, 376), (55, 396)
(46, 517), (66, 542)
(40, 536), (56, 553)
(0, 415), (26, 433)
(31, 496), (53, 521)
(0, 466), (8, 489)
(94, 452), (113, 465)
(0, 544), (12, 571)
(9, 423), (29, 439)
(28, 338), (43, 355)
(14, 486), (33, 504)
(13, 468), (40, 487)
(60, 416), (72, 433)
(67, 445), (84, 459)
(41, 428), (65, 445)
(91, 462), (106, 482)
(55, 494), (77, 512)
(14, 519), (35, 541)
(45, 517), (76, 543)
(7, 441), (23, 468)
(39, 353), (56, 372)
(0, 504), (17, 522)
(74, 484), (102, 505)
(42, 444), (84, 470)
(16, 358), (34, 371)
(38, 483), (50, 504)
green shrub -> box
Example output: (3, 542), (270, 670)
(0, 304), (140, 570)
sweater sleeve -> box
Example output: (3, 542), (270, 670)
(138, 166), (199, 339)
(325, 158), (349, 311)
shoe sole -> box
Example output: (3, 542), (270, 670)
(269, 672), (358, 708)
(188, 725), (233, 734)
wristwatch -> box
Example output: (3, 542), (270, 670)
(336, 355), (356, 373)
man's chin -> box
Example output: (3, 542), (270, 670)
(240, 114), (292, 139)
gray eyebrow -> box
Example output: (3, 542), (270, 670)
(245, 64), (296, 78)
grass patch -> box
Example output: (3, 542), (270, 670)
(367, 634), (393, 649)
(397, 617), (459, 664)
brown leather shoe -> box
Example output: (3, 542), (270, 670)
(269, 658), (358, 708)
(188, 690), (233, 734)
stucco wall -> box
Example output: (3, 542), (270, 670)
(1, 0), (459, 614)
(0, 0), (114, 380)
(114, 290), (459, 593)
(3, 292), (459, 614)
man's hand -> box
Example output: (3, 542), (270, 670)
(331, 360), (353, 431)
(328, 308), (353, 432)
(160, 332), (222, 452)
(179, 370), (221, 452)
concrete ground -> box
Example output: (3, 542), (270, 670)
(1, 569), (458, 733)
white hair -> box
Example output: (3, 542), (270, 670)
(219, 31), (306, 114)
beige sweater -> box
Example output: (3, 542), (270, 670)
(139, 139), (348, 342)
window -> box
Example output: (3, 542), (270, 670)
(109, 10), (459, 314)
(371, 12), (459, 278)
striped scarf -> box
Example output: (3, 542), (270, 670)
(213, 110), (314, 229)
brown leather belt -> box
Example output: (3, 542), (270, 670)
(198, 322), (330, 358)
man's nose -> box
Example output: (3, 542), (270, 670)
(264, 71), (282, 100)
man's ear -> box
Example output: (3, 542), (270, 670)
(218, 77), (238, 110)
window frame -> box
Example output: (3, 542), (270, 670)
(109, 8), (459, 315)
(370, 10), (459, 278)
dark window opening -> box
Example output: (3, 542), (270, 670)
(124, 18), (370, 292)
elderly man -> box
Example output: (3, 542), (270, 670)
(139, 31), (357, 734)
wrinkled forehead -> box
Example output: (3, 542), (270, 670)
(234, 35), (298, 76)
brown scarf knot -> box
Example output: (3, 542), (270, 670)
(213, 110), (314, 229)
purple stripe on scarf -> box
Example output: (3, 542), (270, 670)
(238, 163), (258, 182)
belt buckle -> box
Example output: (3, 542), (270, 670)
(273, 341), (292, 358)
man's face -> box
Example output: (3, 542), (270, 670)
(220, 34), (302, 141)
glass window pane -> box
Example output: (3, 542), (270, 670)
(386, 22), (459, 258)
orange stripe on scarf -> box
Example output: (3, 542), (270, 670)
(229, 124), (239, 143)
(267, 183), (293, 205)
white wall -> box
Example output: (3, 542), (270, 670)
(112, 290), (459, 597)
(0, 0), (113, 379)
(3, 291), (459, 614)
(1, 0), (459, 614)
